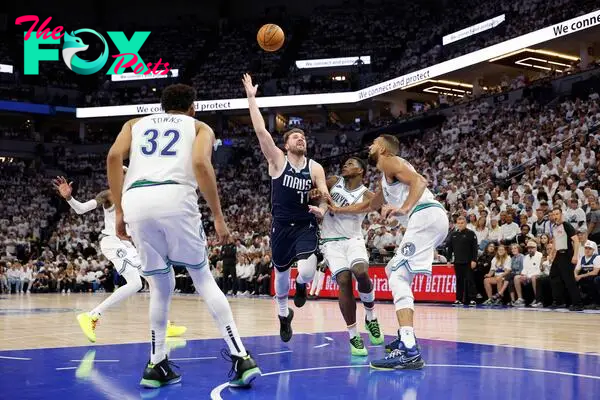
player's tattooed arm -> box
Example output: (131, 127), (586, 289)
(95, 190), (112, 208)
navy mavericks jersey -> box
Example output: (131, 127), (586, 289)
(271, 157), (316, 223)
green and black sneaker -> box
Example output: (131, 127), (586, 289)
(222, 350), (262, 388)
(139, 357), (181, 388)
(365, 318), (384, 345)
(350, 335), (368, 356)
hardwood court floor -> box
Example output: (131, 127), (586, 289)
(1, 293), (599, 354)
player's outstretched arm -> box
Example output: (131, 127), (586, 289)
(330, 190), (376, 215)
(193, 121), (230, 244)
(52, 176), (102, 214)
(242, 74), (285, 171)
(307, 162), (330, 219)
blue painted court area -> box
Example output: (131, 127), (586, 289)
(1, 332), (599, 400)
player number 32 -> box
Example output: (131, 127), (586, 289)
(141, 129), (180, 156)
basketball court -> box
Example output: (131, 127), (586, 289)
(1, 294), (599, 399)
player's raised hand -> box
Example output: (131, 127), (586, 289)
(242, 73), (258, 98)
(214, 218), (232, 245)
(52, 176), (73, 200)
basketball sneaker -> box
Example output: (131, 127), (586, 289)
(385, 332), (420, 354)
(140, 357), (181, 388)
(76, 312), (99, 343)
(350, 335), (368, 356)
(294, 281), (307, 307)
(222, 350), (262, 388)
(279, 308), (294, 342)
(166, 321), (187, 337)
(365, 318), (384, 345)
(370, 347), (425, 370)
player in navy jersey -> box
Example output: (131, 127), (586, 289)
(243, 74), (329, 342)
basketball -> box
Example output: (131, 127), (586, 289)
(257, 24), (285, 52)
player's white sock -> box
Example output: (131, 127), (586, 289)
(296, 254), (317, 285)
(275, 268), (290, 317)
(364, 306), (376, 321)
(347, 323), (358, 339)
(187, 266), (247, 357)
(90, 266), (143, 317)
(147, 270), (175, 365)
(399, 326), (416, 349)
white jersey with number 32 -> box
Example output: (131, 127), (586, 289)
(123, 113), (200, 222)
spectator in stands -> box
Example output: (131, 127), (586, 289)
(255, 255), (272, 296)
(501, 214), (520, 245)
(532, 242), (555, 308)
(7, 263), (22, 294)
(0, 263), (8, 294)
(587, 196), (600, 244)
(21, 262), (33, 293)
(474, 217), (489, 251)
(574, 240), (600, 309)
(516, 224), (535, 253)
(98, 266), (116, 293)
(549, 207), (583, 311)
(483, 245), (511, 305)
(508, 244), (525, 305)
(532, 208), (551, 237)
(565, 198), (587, 231)
(486, 217), (501, 244)
(538, 234), (551, 254)
(474, 243), (495, 300)
(62, 263), (76, 293)
(31, 271), (49, 293)
(514, 241), (544, 306)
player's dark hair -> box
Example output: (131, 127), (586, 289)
(161, 84), (196, 113)
(348, 156), (367, 176)
(380, 134), (400, 155)
(283, 128), (305, 144)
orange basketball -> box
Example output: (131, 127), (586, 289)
(257, 24), (285, 52)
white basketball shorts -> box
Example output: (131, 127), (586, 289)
(126, 213), (207, 276)
(321, 237), (369, 281)
(386, 205), (449, 277)
(99, 235), (141, 274)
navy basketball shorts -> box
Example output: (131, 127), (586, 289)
(271, 219), (319, 271)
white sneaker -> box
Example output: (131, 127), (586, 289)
(513, 298), (525, 306)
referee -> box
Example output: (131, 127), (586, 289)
(448, 216), (478, 305)
(549, 207), (583, 311)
